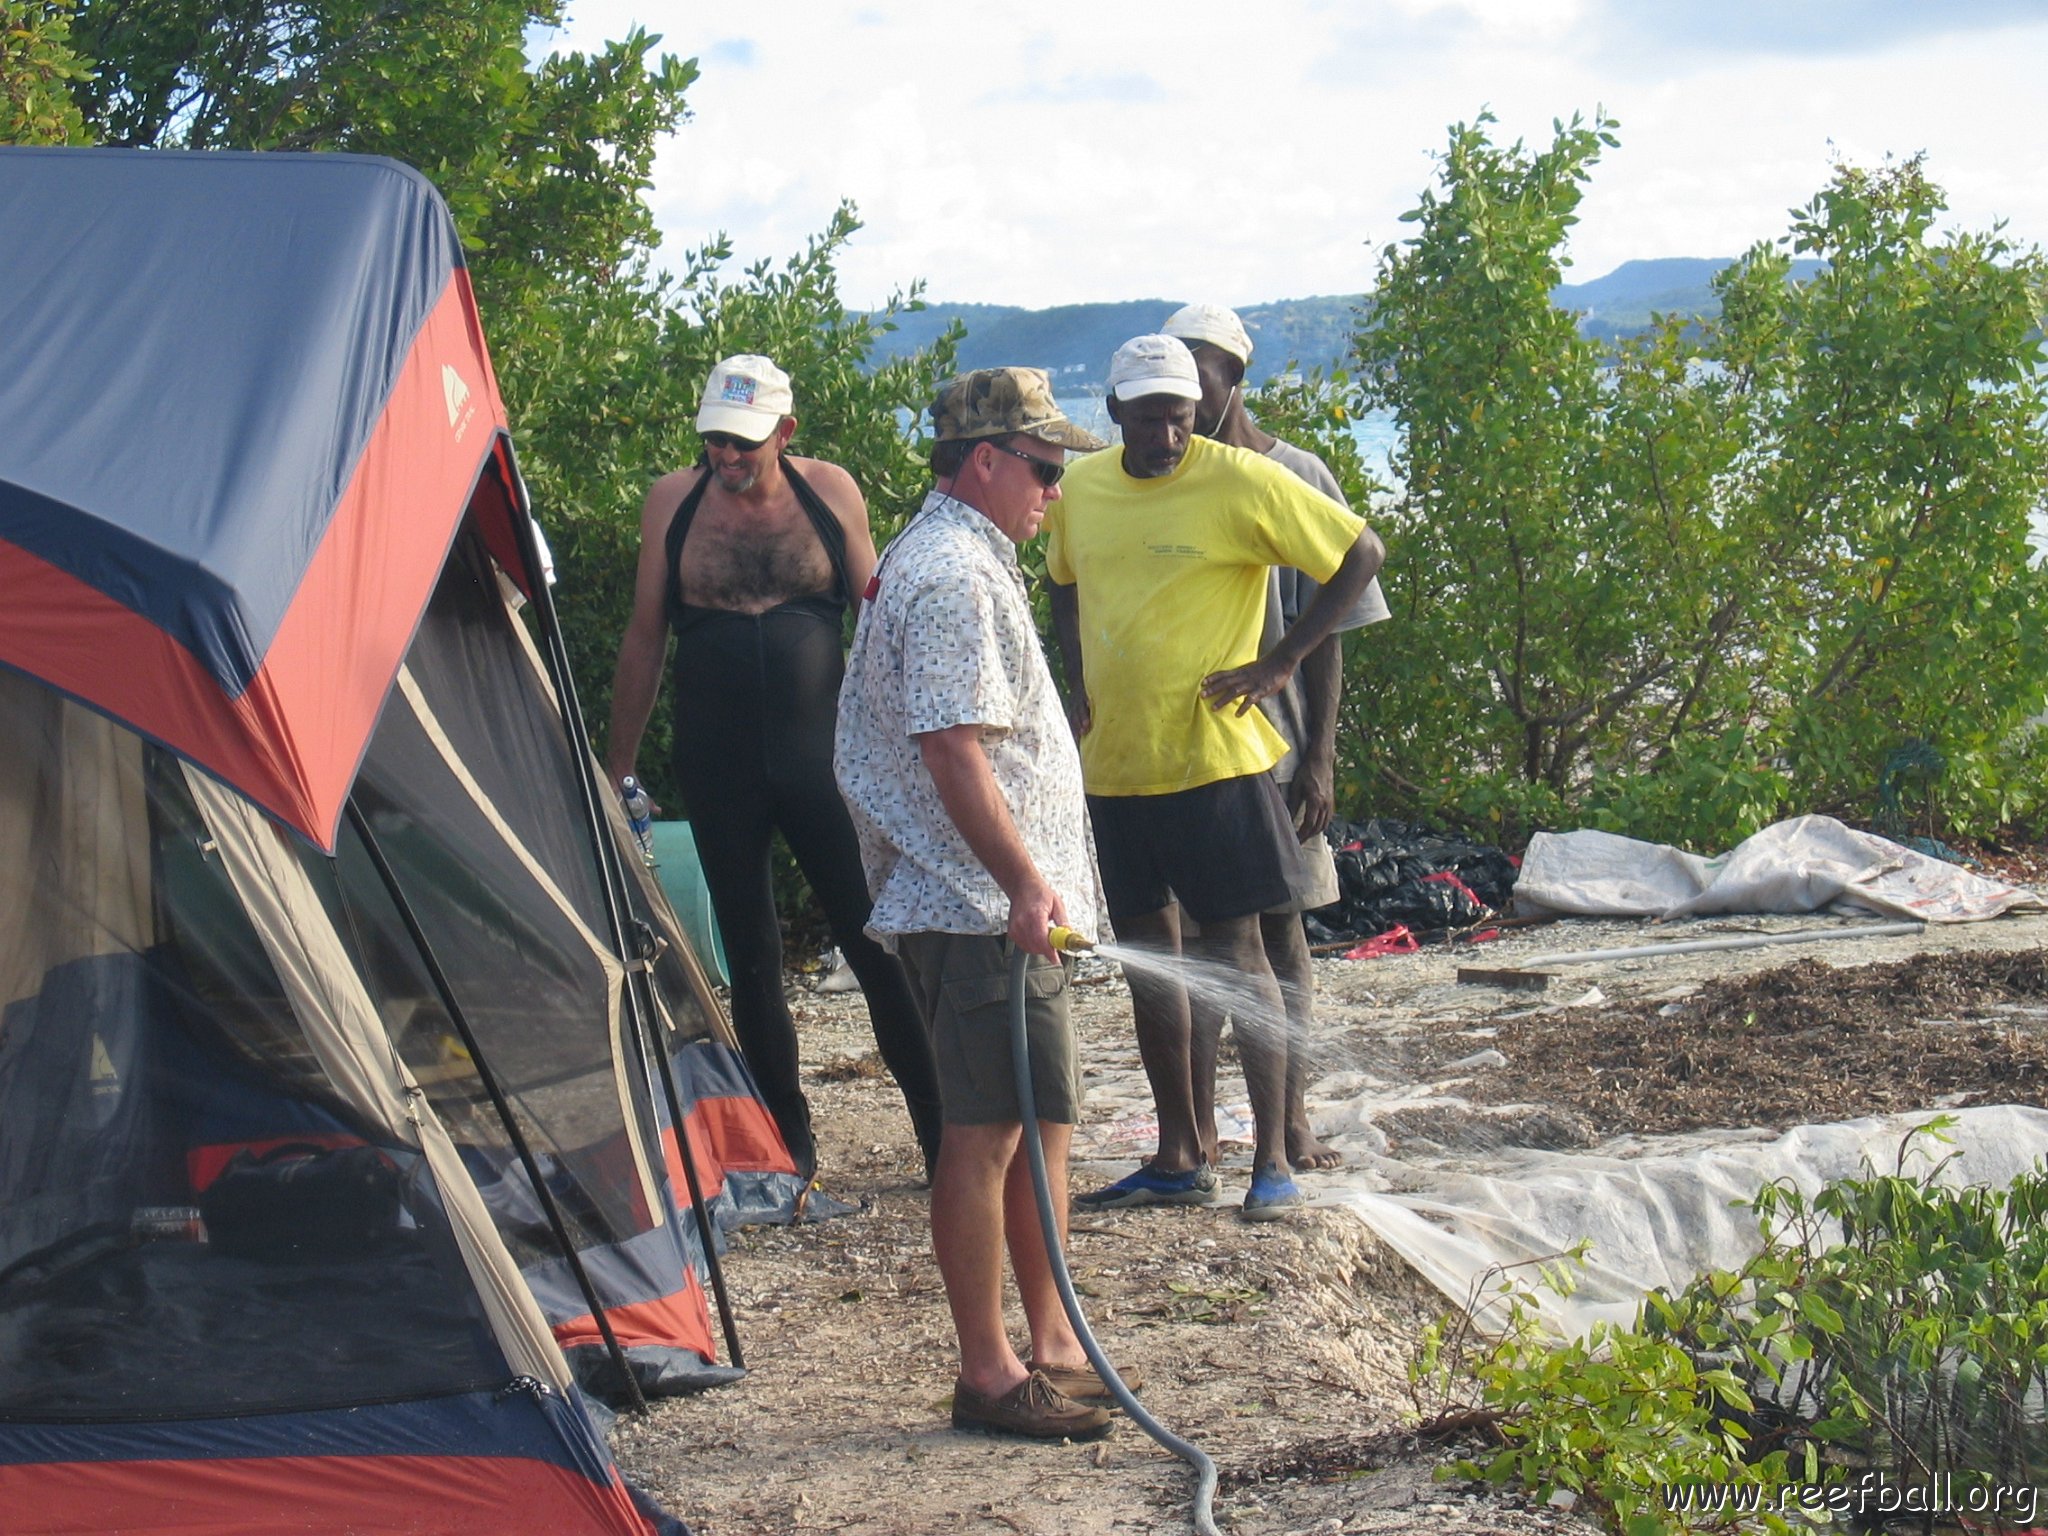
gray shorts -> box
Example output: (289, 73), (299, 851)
(896, 931), (1081, 1126)
(1270, 829), (1341, 914)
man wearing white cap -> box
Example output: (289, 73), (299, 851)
(1044, 334), (1385, 1220)
(1162, 302), (1391, 1172)
(607, 353), (943, 1191)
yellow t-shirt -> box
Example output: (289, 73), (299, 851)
(1044, 435), (1366, 796)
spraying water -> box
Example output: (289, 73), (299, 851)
(1065, 935), (1296, 1051)
(1052, 922), (1544, 1161)
(1099, 939), (1270, 1014)
(1062, 931), (1363, 1184)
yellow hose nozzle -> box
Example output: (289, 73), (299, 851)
(1046, 925), (1095, 954)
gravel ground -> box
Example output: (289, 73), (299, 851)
(611, 905), (2048, 1535)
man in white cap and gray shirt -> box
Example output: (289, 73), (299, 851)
(1162, 302), (1391, 1173)
(1044, 334), (1385, 1220)
(607, 353), (943, 1192)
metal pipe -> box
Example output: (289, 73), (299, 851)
(1517, 920), (1926, 968)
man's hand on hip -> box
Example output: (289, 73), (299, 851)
(1199, 653), (1294, 717)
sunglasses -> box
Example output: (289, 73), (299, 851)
(987, 440), (1064, 488)
(702, 430), (770, 453)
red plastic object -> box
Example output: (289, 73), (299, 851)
(1344, 924), (1420, 959)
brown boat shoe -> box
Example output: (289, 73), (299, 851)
(1025, 1358), (1140, 1405)
(951, 1370), (1112, 1441)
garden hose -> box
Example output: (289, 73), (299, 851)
(1011, 932), (1220, 1536)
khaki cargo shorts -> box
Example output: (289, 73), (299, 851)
(1273, 829), (1342, 914)
(897, 931), (1081, 1126)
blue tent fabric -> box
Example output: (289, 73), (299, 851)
(0, 146), (462, 698)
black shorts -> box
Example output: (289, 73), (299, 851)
(1087, 772), (1298, 925)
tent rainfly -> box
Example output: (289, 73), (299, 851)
(0, 145), (801, 1536)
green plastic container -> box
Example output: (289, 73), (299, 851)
(647, 820), (729, 987)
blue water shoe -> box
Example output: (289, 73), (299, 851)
(1240, 1164), (1308, 1222)
(1075, 1161), (1219, 1209)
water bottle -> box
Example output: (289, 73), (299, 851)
(132, 1205), (207, 1242)
(620, 776), (655, 867)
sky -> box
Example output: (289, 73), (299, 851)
(538, 1), (2048, 312)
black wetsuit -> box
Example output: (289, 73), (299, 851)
(664, 461), (942, 1181)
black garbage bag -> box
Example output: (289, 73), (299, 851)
(1305, 818), (1520, 944)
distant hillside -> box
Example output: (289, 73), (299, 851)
(864, 294), (1358, 388)
(869, 298), (1179, 387)
(1557, 256), (1825, 341)
(862, 258), (1824, 386)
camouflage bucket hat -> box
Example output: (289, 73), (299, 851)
(930, 367), (1104, 451)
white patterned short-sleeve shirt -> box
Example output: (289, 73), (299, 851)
(834, 491), (1101, 948)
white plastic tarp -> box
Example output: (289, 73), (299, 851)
(1513, 816), (2044, 924)
(1330, 1105), (2048, 1338)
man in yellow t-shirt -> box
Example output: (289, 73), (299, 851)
(1045, 334), (1385, 1220)
(1164, 301), (1392, 1178)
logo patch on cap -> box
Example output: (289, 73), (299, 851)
(721, 376), (758, 405)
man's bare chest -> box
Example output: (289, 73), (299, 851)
(677, 499), (835, 613)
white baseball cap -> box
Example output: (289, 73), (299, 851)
(1106, 334), (1201, 402)
(697, 353), (793, 439)
(1162, 302), (1254, 365)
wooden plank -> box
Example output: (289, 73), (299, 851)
(1455, 966), (1557, 990)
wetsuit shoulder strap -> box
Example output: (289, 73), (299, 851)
(783, 459), (853, 607)
(662, 469), (713, 630)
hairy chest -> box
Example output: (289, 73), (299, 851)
(678, 501), (834, 612)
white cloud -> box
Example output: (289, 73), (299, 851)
(541, 0), (2048, 308)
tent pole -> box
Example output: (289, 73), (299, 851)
(618, 949), (748, 1371)
(342, 798), (650, 1414)
(500, 453), (747, 1371)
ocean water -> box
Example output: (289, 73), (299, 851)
(1351, 410), (1401, 492)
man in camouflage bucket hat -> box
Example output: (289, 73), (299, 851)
(835, 369), (1118, 1441)
(926, 366), (1103, 450)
